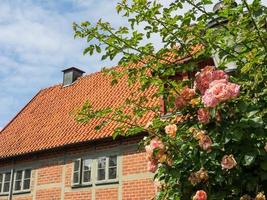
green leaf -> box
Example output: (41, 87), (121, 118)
(242, 155), (255, 166)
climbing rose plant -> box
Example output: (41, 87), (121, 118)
(74, 0), (267, 199)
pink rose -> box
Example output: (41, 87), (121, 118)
(165, 124), (177, 138)
(228, 82), (240, 97)
(199, 135), (213, 151)
(193, 190), (207, 200)
(150, 138), (164, 150)
(209, 79), (231, 101)
(147, 159), (158, 173)
(195, 66), (214, 94)
(175, 96), (187, 109)
(212, 70), (229, 81)
(202, 91), (218, 107)
(195, 66), (229, 95)
(145, 145), (153, 161)
(180, 86), (196, 101)
(209, 79), (228, 87)
(202, 79), (240, 107)
(221, 154), (237, 170)
(197, 108), (210, 124)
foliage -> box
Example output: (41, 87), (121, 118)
(73, 0), (267, 199)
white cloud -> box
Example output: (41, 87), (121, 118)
(0, 0), (122, 128)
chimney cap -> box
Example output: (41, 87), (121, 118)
(62, 67), (85, 86)
(62, 67), (85, 74)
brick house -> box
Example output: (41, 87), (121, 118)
(0, 66), (158, 200)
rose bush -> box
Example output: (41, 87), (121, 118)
(75, 0), (267, 199)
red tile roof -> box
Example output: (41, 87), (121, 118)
(0, 66), (158, 159)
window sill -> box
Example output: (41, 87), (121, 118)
(71, 183), (92, 189)
(13, 190), (31, 195)
(95, 179), (119, 186)
(0, 190), (31, 196)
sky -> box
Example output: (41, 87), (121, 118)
(0, 0), (179, 129)
(0, 0), (129, 128)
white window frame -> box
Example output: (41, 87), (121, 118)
(13, 169), (32, 193)
(0, 171), (11, 195)
(72, 158), (81, 187)
(72, 158), (92, 187)
(81, 158), (92, 185)
(96, 155), (118, 184)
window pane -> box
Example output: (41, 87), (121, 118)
(0, 174), (3, 193)
(74, 160), (80, 172)
(63, 71), (73, 85)
(83, 171), (91, 183)
(15, 171), (23, 181)
(14, 180), (22, 191)
(0, 174), (2, 182)
(97, 169), (105, 181)
(98, 158), (106, 169)
(3, 172), (11, 193)
(4, 173), (10, 182)
(23, 179), (30, 190)
(108, 167), (117, 179)
(24, 169), (31, 179)
(83, 159), (91, 183)
(83, 160), (91, 171)
(109, 156), (117, 167)
(3, 182), (10, 193)
(73, 172), (79, 184)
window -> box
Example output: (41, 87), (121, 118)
(0, 174), (2, 193)
(73, 159), (81, 185)
(72, 155), (118, 187)
(13, 169), (31, 192)
(3, 172), (11, 194)
(0, 172), (11, 194)
(82, 159), (92, 184)
(97, 156), (117, 182)
(72, 159), (92, 186)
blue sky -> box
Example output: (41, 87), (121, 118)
(0, 0), (129, 128)
(0, 0), (177, 129)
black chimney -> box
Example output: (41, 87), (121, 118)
(62, 67), (85, 86)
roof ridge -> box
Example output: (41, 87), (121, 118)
(40, 65), (121, 91)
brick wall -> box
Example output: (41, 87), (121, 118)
(0, 137), (156, 200)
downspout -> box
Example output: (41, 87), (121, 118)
(8, 159), (15, 200)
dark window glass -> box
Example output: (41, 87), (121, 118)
(97, 157), (106, 181)
(0, 174), (3, 193)
(108, 156), (117, 179)
(24, 169), (31, 179)
(23, 179), (30, 190)
(109, 156), (117, 167)
(108, 167), (117, 179)
(97, 169), (105, 181)
(63, 71), (73, 86)
(14, 170), (23, 191)
(23, 169), (31, 190)
(3, 172), (11, 193)
(73, 160), (81, 185)
(73, 172), (79, 184)
(82, 159), (91, 183)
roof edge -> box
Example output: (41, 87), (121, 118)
(0, 90), (43, 135)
